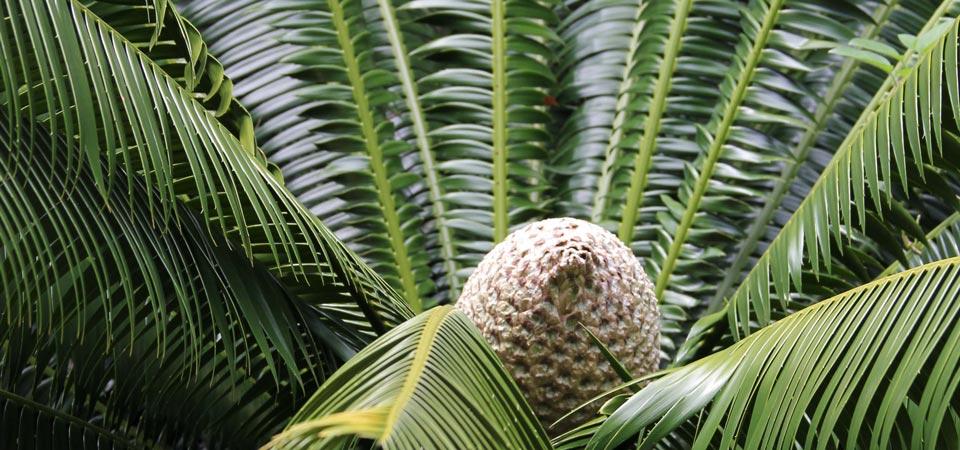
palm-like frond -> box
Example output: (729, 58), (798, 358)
(374, 0), (558, 282)
(177, 0), (426, 329)
(6, 0), (960, 447)
(573, 256), (960, 449)
(0, 0), (412, 338)
(185, 0), (464, 309)
(711, 0), (949, 310)
(390, 0), (558, 292)
(635, 0), (870, 326)
(264, 306), (552, 450)
(0, 113), (341, 446)
(1, 0), (414, 445)
(184, 0), (560, 308)
(182, 0), (452, 310)
(178, 0), (320, 158)
(681, 8), (960, 361)
(263, 0), (439, 312)
(549, 0), (738, 228)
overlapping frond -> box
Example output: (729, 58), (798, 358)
(551, 0), (876, 361)
(401, 0), (558, 276)
(264, 306), (552, 450)
(87, 0), (257, 147)
(712, 0), (951, 308)
(257, 0), (441, 312)
(681, 9), (960, 361)
(573, 257), (960, 449)
(635, 0), (869, 319)
(179, 0), (323, 158)
(0, 114), (344, 446)
(0, 0), (412, 339)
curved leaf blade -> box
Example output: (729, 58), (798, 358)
(588, 257), (960, 449)
(266, 306), (552, 450)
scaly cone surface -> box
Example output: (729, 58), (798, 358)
(456, 217), (660, 432)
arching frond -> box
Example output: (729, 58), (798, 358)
(712, 0), (951, 308)
(264, 306), (552, 450)
(637, 0), (865, 306)
(178, 0), (322, 158)
(0, 115), (343, 446)
(681, 8), (960, 361)
(584, 257), (960, 449)
(402, 0), (558, 276)
(0, 0), (412, 338)
(548, 0), (741, 359)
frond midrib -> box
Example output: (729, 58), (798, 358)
(377, 0), (460, 300)
(380, 305), (453, 442)
(492, 0), (508, 242)
(328, 0), (422, 312)
(653, 0), (786, 299)
(590, 3), (646, 223)
(614, 0), (695, 241)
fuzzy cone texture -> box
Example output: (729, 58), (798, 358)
(456, 218), (660, 433)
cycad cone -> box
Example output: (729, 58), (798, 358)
(456, 218), (660, 433)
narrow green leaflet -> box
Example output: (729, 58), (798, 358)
(642, 0), (864, 301)
(265, 306), (552, 450)
(548, 0), (741, 362)
(403, 0), (557, 278)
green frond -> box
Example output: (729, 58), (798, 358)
(188, 0), (561, 306)
(6, 0), (960, 446)
(643, 0), (861, 300)
(880, 210), (960, 276)
(186, 0), (464, 308)
(276, 0), (431, 312)
(179, 0), (317, 158)
(375, 0), (462, 300)
(548, 0), (691, 222)
(403, 0), (558, 281)
(582, 257), (960, 449)
(265, 306), (552, 450)
(712, 0), (950, 308)
(88, 0), (256, 147)
(548, 0), (742, 360)
(683, 7), (960, 360)
(0, 115), (342, 446)
(0, 0), (412, 337)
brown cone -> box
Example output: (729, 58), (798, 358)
(456, 218), (660, 433)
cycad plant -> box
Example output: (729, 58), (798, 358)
(3, 0), (960, 448)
